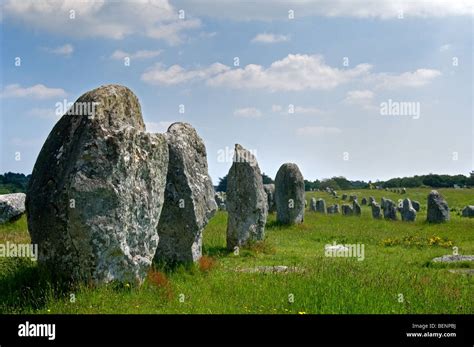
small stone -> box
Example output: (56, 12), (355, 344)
(0, 193), (26, 224)
(316, 198), (326, 214)
(341, 204), (353, 216)
(461, 206), (474, 218)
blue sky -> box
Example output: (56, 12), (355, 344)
(1, 0), (472, 184)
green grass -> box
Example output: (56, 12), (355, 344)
(0, 188), (473, 314)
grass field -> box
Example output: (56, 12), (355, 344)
(1, 188), (473, 314)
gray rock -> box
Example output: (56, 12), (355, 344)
(349, 194), (357, 202)
(368, 196), (375, 205)
(27, 84), (169, 285)
(383, 199), (397, 220)
(432, 255), (474, 263)
(342, 194), (347, 200)
(341, 204), (353, 216)
(381, 197), (387, 210)
(316, 198), (326, 214)
(461, 205), (474, 218)
(309, 197), (317, 212)
(361, 197), (367, 205)
(427, 190), (450, 223)
(214, 192), (227, 211)
(371, 202), (382, 219)
(263, 184), (276, 213)
(411, 200), (420, 212)
(400, 198), (416, 222)
(0, 193), (26, 224)
(226, 144), (268, 249)
(154, 122), (217, 264)
(327, 204), (339, 214)
(352, 200), (361, 216)
(401, 188), (407, 194)
(275, 163), (305, 224)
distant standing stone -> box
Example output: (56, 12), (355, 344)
(263, 184), (276, 213)
(349, 195), (357, 202)
(342, 204), (353, 216)
(0, 193), (26, 224)
(327, 204), (340, 214)
(426, 190), (450, 223)
(461, 206), (474, 218)
(275, 163), (305, 224)
(309, 197), (317, 212)
(383, 199), (397, 220)
(371, 202), (382, 219)
(226, 144), (268, 250)
(316, 198), (326, 214)
(361, 197), (367, 205)
(411, 200), (420, 212)
(400, 198), (416, 222)
(353, 200), (361, 216)
(368, 196), (375, 205)
(342, 194), (347, 200)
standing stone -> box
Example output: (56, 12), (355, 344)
(27, 85), (169, 285)
(401, 188), (407, 194)
(427, 190), (450, 223)
(361, 197), (367, 205)
(226, 144), (267, 250)
(316, 198), (326, 214)
(461, 206), (474, 218)
(383, 199), (397, 220)
(353, 200), (361, 216)
(341, 204), (353, 216)
(327, 204), (340, 214)
(0, 193), (26, 224)
(342, 194), (347, 200)
(275, 163), (305, 224)
(411, 200), (420, 212)
(371, 202), (382, 219)
(349, 195), (357, 202)
(397, 199), (403, 213)
(263, 184), (276, 213)
(400, 198), (416, 222)
(215, 192), (226, 211)
(381, 197), (387, 210)
(155, 123), (217, 264)
(309, 197), (317, 212)
(368, 196), (375, 205)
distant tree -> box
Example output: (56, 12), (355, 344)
(262, 172), (274, 184)
(216, 175), (227, 192)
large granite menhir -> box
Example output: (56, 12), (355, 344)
(226, 144), (268, 250)
(275, 163), (305, 224)
(27, 85), (169, 285)
(154, 122), (217, 264)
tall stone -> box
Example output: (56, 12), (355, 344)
(383, 199), (397, 220)
(400, 198), (416, 222)
(427, 190), (450, 223)
(26, 85), (169, 285)
(316, 198), (326, 214)
(309, 197), (317, 212)
(154, 123), (217, 264)
(371, 202), (382, 219)
(368, 196), (375, 205)
(411, 200), (420, 212)
(353, 200), (361, 216)
(226, 144), (268, 250)
(263, 184), (276, 213)
(275, 163), (305, 224)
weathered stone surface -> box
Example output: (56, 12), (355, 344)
(432, 255), (474, 263)
(263, 184), (276, 213)
(316, 198), (326, 214)
(0, 193), (26, 224)
(361, 197), (367, 205)
(275, 163), (305, 224)
(461, 206), (474, 218)
(27, 84), (169, 285)
(309, 197), (317, 212)
(371, 202), (382, 219)
(341, 204), (353, 216)
(400, 198), (416, 222)
(352, 200), (361, 216)
(427, 190), (450, 223)
(154, 122), (217, 264)
(226, 144), (267, 250)
(411, 200), (420, 212)
(383, 199), (397, 220)
(327, 204), (339, 214)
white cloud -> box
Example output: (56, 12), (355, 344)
(251, 33), (289, 43)
(111, 49), (162, 60)
(45, 43), (74, 56)
(207, 54), (372, 92)
(2, 0), (200, 44)
(272, 104), (325, 115)
(233, 107), (262, 118)
(439, 44), (451, 52)
(344, 90), (375, 109)
(145, 121), (174, 133)
(172, 0), (473, 20)
(296, 126), (342, 136)
(1, 84), (67, 99)
(27, 107), (59, 120)
(373, 69), (441, 90)
(141, 62), (230, 85)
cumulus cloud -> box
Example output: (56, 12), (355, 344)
(272, 104), (326, 115)
(1, 84), (67, 99)
(251, 33), (290, 43)
(296, 126), (342, 136)
(111, 49), (162, 60)
(141, 62), (230, 85)
(373, 69), (441, 90)
(45, 43), (74, 56)
(344, 90), (375, 110)
(233, 107), (262, 118)
(2, 0), (200, 44)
